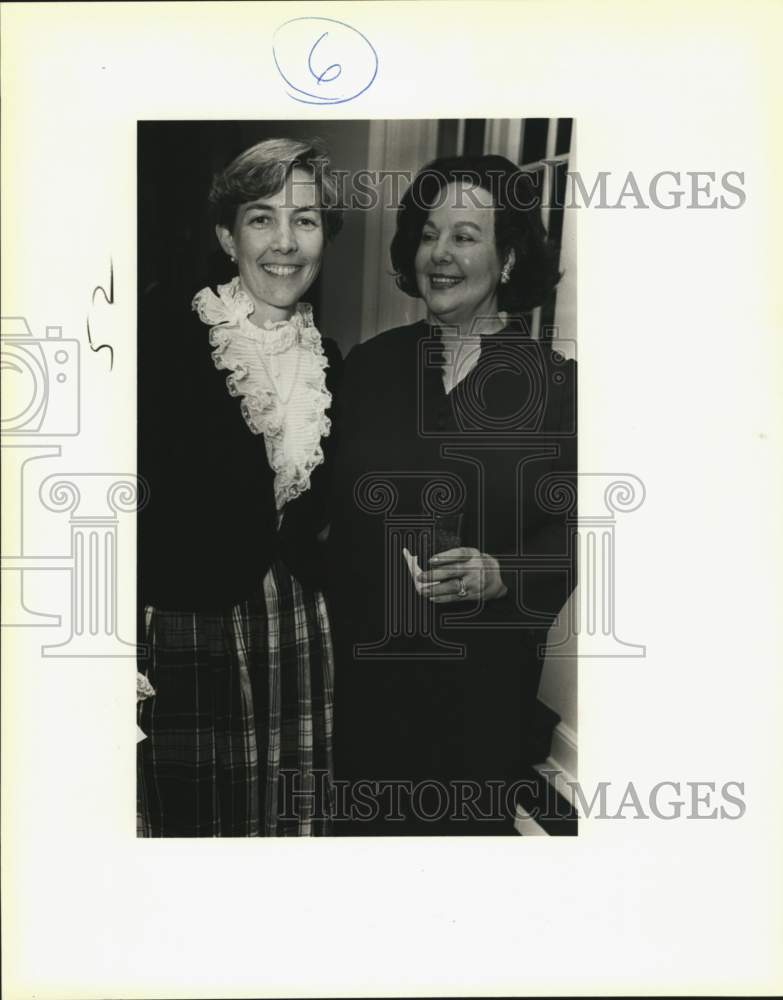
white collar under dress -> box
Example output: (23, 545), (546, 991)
(192, 277), (332, 512)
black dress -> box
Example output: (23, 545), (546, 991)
(326, 319), (576, 835)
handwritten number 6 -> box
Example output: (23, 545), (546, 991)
(308, 32), (341, 85)
(273, 17), (378, 106)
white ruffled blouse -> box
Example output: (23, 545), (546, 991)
(192, 277), (332, 512)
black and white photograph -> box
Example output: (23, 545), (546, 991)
(3, 2), (782, 998)
(136, 118), (578, 837)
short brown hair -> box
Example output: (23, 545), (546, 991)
(209, 136), (343, 241)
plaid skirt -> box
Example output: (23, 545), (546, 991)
(137, 561), (334, 837)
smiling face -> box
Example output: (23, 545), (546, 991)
(414, 181), (503, 330)
(216, 167), (325, 326)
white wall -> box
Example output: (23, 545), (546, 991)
(539, 605), (578, 733)
(359, 119), (438, 339)
(537, 126), (578, 743)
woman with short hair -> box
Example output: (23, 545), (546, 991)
(137, 137), (343, 836)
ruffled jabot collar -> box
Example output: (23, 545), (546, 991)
(191, 277), (332, 511)
(193, 277), (321, 353)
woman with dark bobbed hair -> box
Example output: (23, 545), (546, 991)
(327, 154), (576, 836)
(137, 137), (343, 836)
(391, 154), (561, 315)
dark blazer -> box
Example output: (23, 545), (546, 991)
(327, 319), (577, 632)
(138, 284), (342, 612)
(326, 319), (577, 821)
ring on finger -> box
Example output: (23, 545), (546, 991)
(456, 577), (468, 598)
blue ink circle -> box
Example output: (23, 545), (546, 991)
(272, 17), (378, 106)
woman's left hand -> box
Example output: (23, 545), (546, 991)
(416, 547), (508, 604)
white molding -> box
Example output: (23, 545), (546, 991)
(513, 808), (549, 837)
(515, 722), (579, 834)
(534, 721), (578, 808)
(540, 118), (558, 232)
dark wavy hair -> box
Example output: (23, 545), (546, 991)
(209, 137), (343, 241)
(390, 154), (561, 313)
